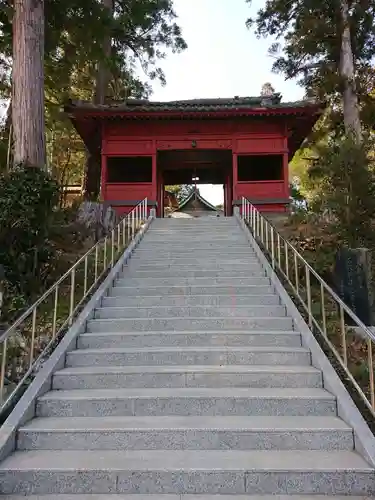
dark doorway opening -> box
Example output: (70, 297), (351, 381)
(157, 149), (233, 217)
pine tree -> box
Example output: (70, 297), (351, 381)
(246, 0), (375, 133)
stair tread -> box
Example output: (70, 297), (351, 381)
(38, 387), (335, 400)
(55, 364), (320, 375)
(80, 331), (297, 336)
(95, 305), (282, 311)
(0, 449), (370, 471)
(1, 496), (372, 500)
(79, 330), (299, 339)
(104, 292), (278, 301)
(68, 346), (307, 354)
(110, 285), (274, 290)
(88, 316), (289, 323)
(20, 415), (351, 432)
(3, 218), (374, 496)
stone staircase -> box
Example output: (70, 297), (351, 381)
(0, 216), (375, 498)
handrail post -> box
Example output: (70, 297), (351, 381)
(0, 265), (4, 324)
(237, 196), (375, 418)
(0, 198), (150, 414)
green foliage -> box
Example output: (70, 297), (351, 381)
(0, 164), (59, 304)
(307, 134), (375, 247)
(176, 185), (194, 202)
(289, 182), (305, 203)
(0, 0), (186, 99)
(165, 184), (193, 202)
(0, 0), (187, 189)
(246, 0), (375, 128)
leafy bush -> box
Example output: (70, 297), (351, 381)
(308, 134), (375, 247)
(0, 164), (60, 311)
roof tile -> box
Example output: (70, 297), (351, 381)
(65, 95), (320, 114)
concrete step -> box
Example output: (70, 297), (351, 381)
(135, 242), (252, 247)
(147, 225), (241, 229)
(124, 263), (263, 272)
(150, 222), (237, 224)
(144, 231), (245, 236)
(114, 277), (271, 287)
(121, 269), (265, 279)
(101, 294), (281, 308)
(1, 495), (372, 500)
(17, 415), (353, 451)
(86, 316), (293, 333)
(148, 225), (241, 229)
(145, 228), (244, 232)
(1, 449), (372, 495)
(152, 225), (237, 229)
(78, 330), (301, 349)
(36, 388), (336, 418)
(127, 259), (260, 267)
(93, 305), (287, 320)
(143, 233), (245, 239)
(150, 227), (239, 232)
(132, 250), (256, 257)
(142, 240), (249, 245)
(53, 365), (323, 390)
(108, 284), (275, 297)
(137, 249), (251, 258)
(66, 346), (310, 368)
(131, 254), (256, 260)
(136, 242), (251, 247)
(139, 238), (247, 242)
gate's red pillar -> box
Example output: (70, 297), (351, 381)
(100, 153), (107, 201)
(223, 184), (227, 216)
(152, 150), (157, 217)
(283, 146), (289, 202)
(229, 153), (237, 216)
(156, 168), (162, 217)
(226, 173), (233, 216)
(161, 181), (165, 217)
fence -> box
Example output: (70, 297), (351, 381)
(241, 197), (375, 417)
(0, 199), (148, 415)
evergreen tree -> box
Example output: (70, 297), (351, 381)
(82, 0), (187, 200)
(246, 0), (375, 133)
(12, 0), (46, 166)
(0, 0), (186, 186)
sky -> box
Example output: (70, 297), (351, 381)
(151, 0), (304, 205)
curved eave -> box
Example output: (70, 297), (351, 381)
(177, 188), (219, 212)
(65, 105), (322, 121)
(66, 104), (324, 158)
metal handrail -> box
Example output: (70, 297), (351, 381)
(0, 198), (148, 414)
(241, 197), (375, 416)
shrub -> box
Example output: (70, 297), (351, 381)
(308, 134), (375, 247)
(0, 164), (60, 310)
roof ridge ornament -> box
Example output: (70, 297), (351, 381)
(260, 83), (282, 106)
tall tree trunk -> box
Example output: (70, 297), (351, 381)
(340, 0), (362, 142)
(12, 0), (46, 167)
(83, 0), (113, 200)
